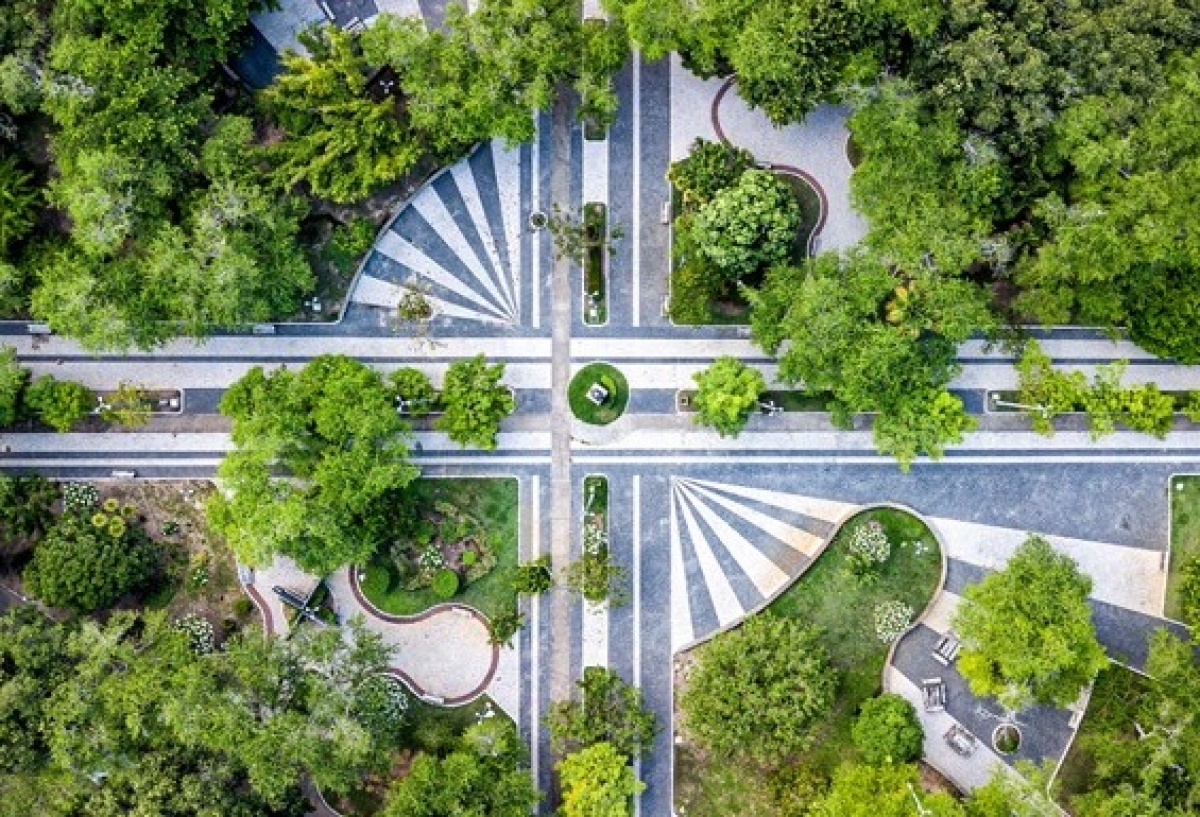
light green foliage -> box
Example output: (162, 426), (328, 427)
(557, 741), (645, 817)
(668, 138), (755, 209)
(352, 675), (410, 746)
(750, 252), (989, 468)
(0, 345), (26, 426)
(47, 148), (142, 258)
(577, 18), (631, 131)
(379, 718), (542, 817)
(99, 380), (150, 428)
(24, 375), (94, 432)
(601, 0), (688, 60)
(967, 761), (1062, 817)
(810, 763), (965, 817)
(513, 555), (553, 594)
(849, 80), (1009, 273)
(23, 512), (156, 612)
(690, 169), (801, 282)
(0, 155), (38, 257)
(267, 25), (421, 203)
(1014, 340), (1088, 434)
(546, 666), (657, 758)
(209, 355), (418, 574)
(953, 535), (1107, 710)
(390, 366), (438, 416)
(680, 614), (837, 761)
(435, 354), (516, 450)
(851, 694), (924, 765)
(691, 355), (766, 437)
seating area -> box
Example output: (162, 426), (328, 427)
(922, 677), (946, 712)
(944, 723), (978, 757)
(932, 631), (961, 666)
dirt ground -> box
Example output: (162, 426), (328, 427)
(92, 480), (258, 638)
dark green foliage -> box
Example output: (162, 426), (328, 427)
(352, 675), (410, 746)
(0, 475), (56, 549)
(435, 354), (516, 449)
(0, 155), (39, 257)
(431, 568), (460, 598)
(680, 614), (838, 762)
(546, 666), (658, 758)
(1177, 557), (1200, 631)
(851, 694), (924, 765)
(389, 366), (438, 416)
(487, 609), (524, 647)
(23, 512), (156, 613)
(378, 718), (542, 817)
(690, 169), (801, 282)
(668, 138), (755, 209)
(209, 355), (418, 574)
(568, 362), (629, 426)
(23, 374), (93, 432)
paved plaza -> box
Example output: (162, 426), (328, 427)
(3, 45), (1199, 817)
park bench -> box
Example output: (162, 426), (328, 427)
(944, 724), (977, 757)
(932, 632), (961, 666)
(922, 678), (946, 712)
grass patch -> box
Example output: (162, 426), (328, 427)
(569, 363), (629, 425)
(583, 202), (607, 325)
(675, 507), (942, 817)
(1167, 475), (1200, 620)
(584, 474), (608, 516)
(1055, 664), (1151, 810)
(360, 478), (518, 621)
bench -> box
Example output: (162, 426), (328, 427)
(944, 724), (977, 757)
(921, 677), (946, 712)
(933, 632), (961, 666)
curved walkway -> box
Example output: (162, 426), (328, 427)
(245, 556), (498, 704)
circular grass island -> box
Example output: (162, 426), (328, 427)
(568, 362), (629, 426)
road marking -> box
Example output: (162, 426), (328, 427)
(528, 474), (541, 787)
(531, 131), (541, 329)
(632, 54), (641, 328)
(632, 473), (643, 817)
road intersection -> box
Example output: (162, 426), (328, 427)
(3, 48), (1199, 815)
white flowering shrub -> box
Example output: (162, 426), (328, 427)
(63, 482), (98, 513)
(848, 519), (891, 563)
(353, 674), (410, 742)
(174, 614), (215, 654)
(583, 521), (608, 557)
(873, 600), (913, 643)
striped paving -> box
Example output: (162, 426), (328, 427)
(353, 141), (528, 327)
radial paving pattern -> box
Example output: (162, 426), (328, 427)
(353, 140), (527, 326)
(669, 477), (859, 648)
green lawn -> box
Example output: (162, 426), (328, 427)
(1054, 664), (1150, 810)
(1167, 475), (1200, 620)
(569, 363), (629, 425)
(359, 478), (518, 621)
(675, 507), (943, 817)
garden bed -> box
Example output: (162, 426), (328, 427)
(1167, 475), (1200, 620)
(674, 507), (942, 817)
(582, 202), (608, 325)
(358, 478), (518, 621)
(568, 362), (629, 425)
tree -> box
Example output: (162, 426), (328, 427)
(266, 25), (421, 203)
(208, 355), (419, 574)
(0, 475), (56, 557)
(378, 719), (542, 817)
(390, 367), (438, 416)
(0, 155), (38, 256)
(22, 513), (156, 613)
(851, 693), (924, 765)
(952, 535), (1107, 709)
(24, 375), (94, 432)
(690, 169), (801, 282)
(810, 762), (965, 817)
(602, 0), (688, 61)
(0, 345), (27, 426)
(680, 614), (837, 761)
(967, 761), (1062, 817)
(667, 138), (756, 209)
(691, 356), (766, 437)
(97, 380), (150, 427)
(557, 741), (645, 817)
(435, 354), (516, 450)
(546, 666), (657, 758)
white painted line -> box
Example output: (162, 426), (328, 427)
(531, 133), (541, 329)
(451, 160), (514, 311)
(669, 486), (694, 650)
(678, 482), (791, 596)
(528, 474), (541, 781)
(682, 479), (827, 557)
(676, 483), (745, 627)
(375, 231), (511, 321)
(632, 474), (643, 817)
(632, 53), (641, 329)
(686, 478), (859, 522)
(493, 141), (524, 320)
(353, 275), (509, 325)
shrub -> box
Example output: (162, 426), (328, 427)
(103, 497), (120, 513)
(63, 482), (98, 513)
(547, 666), (657, 758)
(845, 518), (891, 583)
(23, 514), (156, 613)
(174, 614), (215, 654)
(668, 138), (756, 208)
(431, 568), (460, 598)
(1177, 556), (1200, 629)
(852, 694), (924, 764)
(24, 375), (94, 432)
(232, 596), (255, 618)
(873, 600), (913, 643)
(487, 609), (525, 647)
(353, 674), (410, 745)
(513, 556), (553, 595)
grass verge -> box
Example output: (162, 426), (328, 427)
(583, 202), (607, 325)
(674, 507), (942, 817)
(360, 478), (518, 621)
(569, 363), (629, 425)
(1167, 475), (1200, 620)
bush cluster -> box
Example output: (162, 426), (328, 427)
(872, 600), (913, 643)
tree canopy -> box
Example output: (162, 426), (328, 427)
(691, 355), (766, 437)
(435, 354), (516, 450)
(557, 741), (645, 817)
(952, 534), (1108, 709)
(208, 355), (418, 574)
